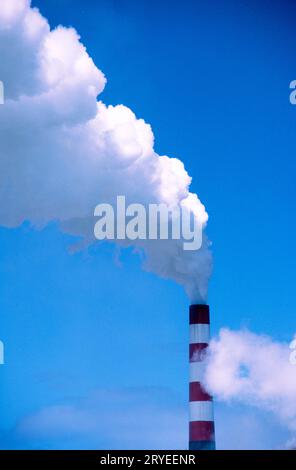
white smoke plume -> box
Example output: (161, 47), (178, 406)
(0, 0), (211, 302)
(204, 328), (296, 430)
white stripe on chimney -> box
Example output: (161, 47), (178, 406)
(189, 324), (210, 344)
(189, 361), (205, 382)
(189, 401), (214, 422)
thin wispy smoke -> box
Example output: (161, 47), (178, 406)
(0, 0), (212, 302)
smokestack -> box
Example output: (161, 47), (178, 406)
(189, 304), (215, 450)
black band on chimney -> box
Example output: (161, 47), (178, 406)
(189, 304), (209, 324)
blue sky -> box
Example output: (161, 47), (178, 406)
(0, 0), (296, 449)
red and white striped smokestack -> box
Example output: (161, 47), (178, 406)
(189, 304), (215, 450)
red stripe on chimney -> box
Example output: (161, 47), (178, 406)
(189, 305), (209, 325)
(189, 421), (215, 442)
(189, 382), (213, 401)
(189, 343), (208, 362)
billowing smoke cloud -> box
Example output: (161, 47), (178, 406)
(0, 0), (211, 302)
(204, 329), (296, 430)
